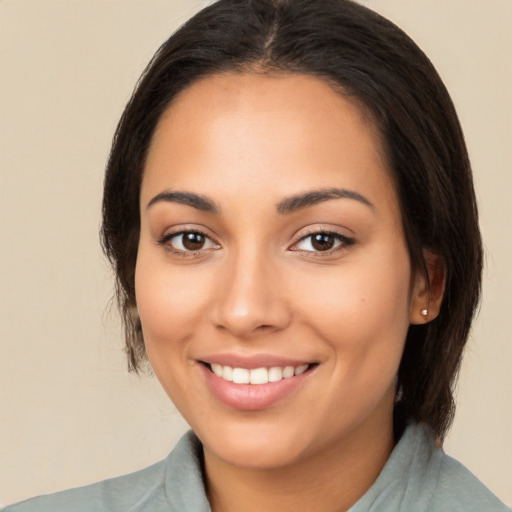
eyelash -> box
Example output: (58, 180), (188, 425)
(291, 230), (355, 256)
(157, 228), (354, 256)
(157, 229), (219, 256)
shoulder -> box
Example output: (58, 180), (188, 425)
(350, 422), (509, 512)
(3, 431), (211, 512)
(431, 451), (509, 512)
(401, 423), (508, 512)
(2, 458), (167, 512)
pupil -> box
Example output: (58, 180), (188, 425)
(312, 233), (334, 251)
(183, 232), (205, 250)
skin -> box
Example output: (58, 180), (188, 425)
(136, 73), (440, 512)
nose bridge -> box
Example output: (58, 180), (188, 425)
(210, 243), (290, 338)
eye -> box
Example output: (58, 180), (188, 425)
(159, 230), (220, 253)
(292, 231), (354, 253)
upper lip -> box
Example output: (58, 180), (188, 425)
(199, 353), (315, 369)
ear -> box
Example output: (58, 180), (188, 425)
(410, 250), (446, 325)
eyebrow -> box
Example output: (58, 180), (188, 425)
(276, 187), (374, 214)
(146, 190), (219, 214)
(146, 187), (373, 216)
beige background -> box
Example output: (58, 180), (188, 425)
(0, 0), (510, 507)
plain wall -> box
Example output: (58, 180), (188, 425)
(0, 0), (510, 506)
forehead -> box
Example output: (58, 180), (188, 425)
(151, 71), (383, 156)
(142, 72), (396, 217)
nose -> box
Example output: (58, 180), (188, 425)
(209, 251), (292, 339)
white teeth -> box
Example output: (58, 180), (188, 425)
(294, 364), (308, 376)
(222, 365), (233, 382)
(209, 363), (310, 384)
(250, 368), (268, 385)
(268, 367), (283, 382)
(232, 368), (250, 384)
(211, 363), (223, 377)
(282, 366), (295, 378)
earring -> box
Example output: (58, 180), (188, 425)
(420, 309), (428, 317)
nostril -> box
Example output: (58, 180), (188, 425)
(255, 324), (274, 331)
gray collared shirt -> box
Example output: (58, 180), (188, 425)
(4, 423), (508, 511)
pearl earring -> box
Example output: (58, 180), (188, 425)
(420, 309), (428, 317)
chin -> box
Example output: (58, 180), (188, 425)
(195, 418), (308, 469)
(209, 437), (307, 470)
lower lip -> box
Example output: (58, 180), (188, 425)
(199, 363), (313, 411)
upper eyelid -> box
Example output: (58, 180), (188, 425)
(157, 231), (221, 257)
(157, 229), (218, 247)
(293, 227), (354, 242)
(158, 225), (216, 241)
(289, 229), (355, 252)
(156, 226), (353, 249)
(295, 231), (352, 243)
(297, 222), (355, 236)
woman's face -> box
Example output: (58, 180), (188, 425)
(136, 73), (428, 469)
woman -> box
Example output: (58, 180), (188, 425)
(4, 0), (508, 510)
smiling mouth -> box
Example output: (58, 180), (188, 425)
(203, 362), (315, 385)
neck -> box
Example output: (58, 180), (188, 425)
(204, 415), (395, 512)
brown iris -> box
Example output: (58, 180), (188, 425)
(182, 232), (206, 251)
(311, 233), (336, 251)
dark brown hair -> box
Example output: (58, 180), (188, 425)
(101, 0), (482, 439)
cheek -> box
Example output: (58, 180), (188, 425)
(295, 249), (412, 363)
(134, 251), (211, 353)
(134, 251), (215, 410)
